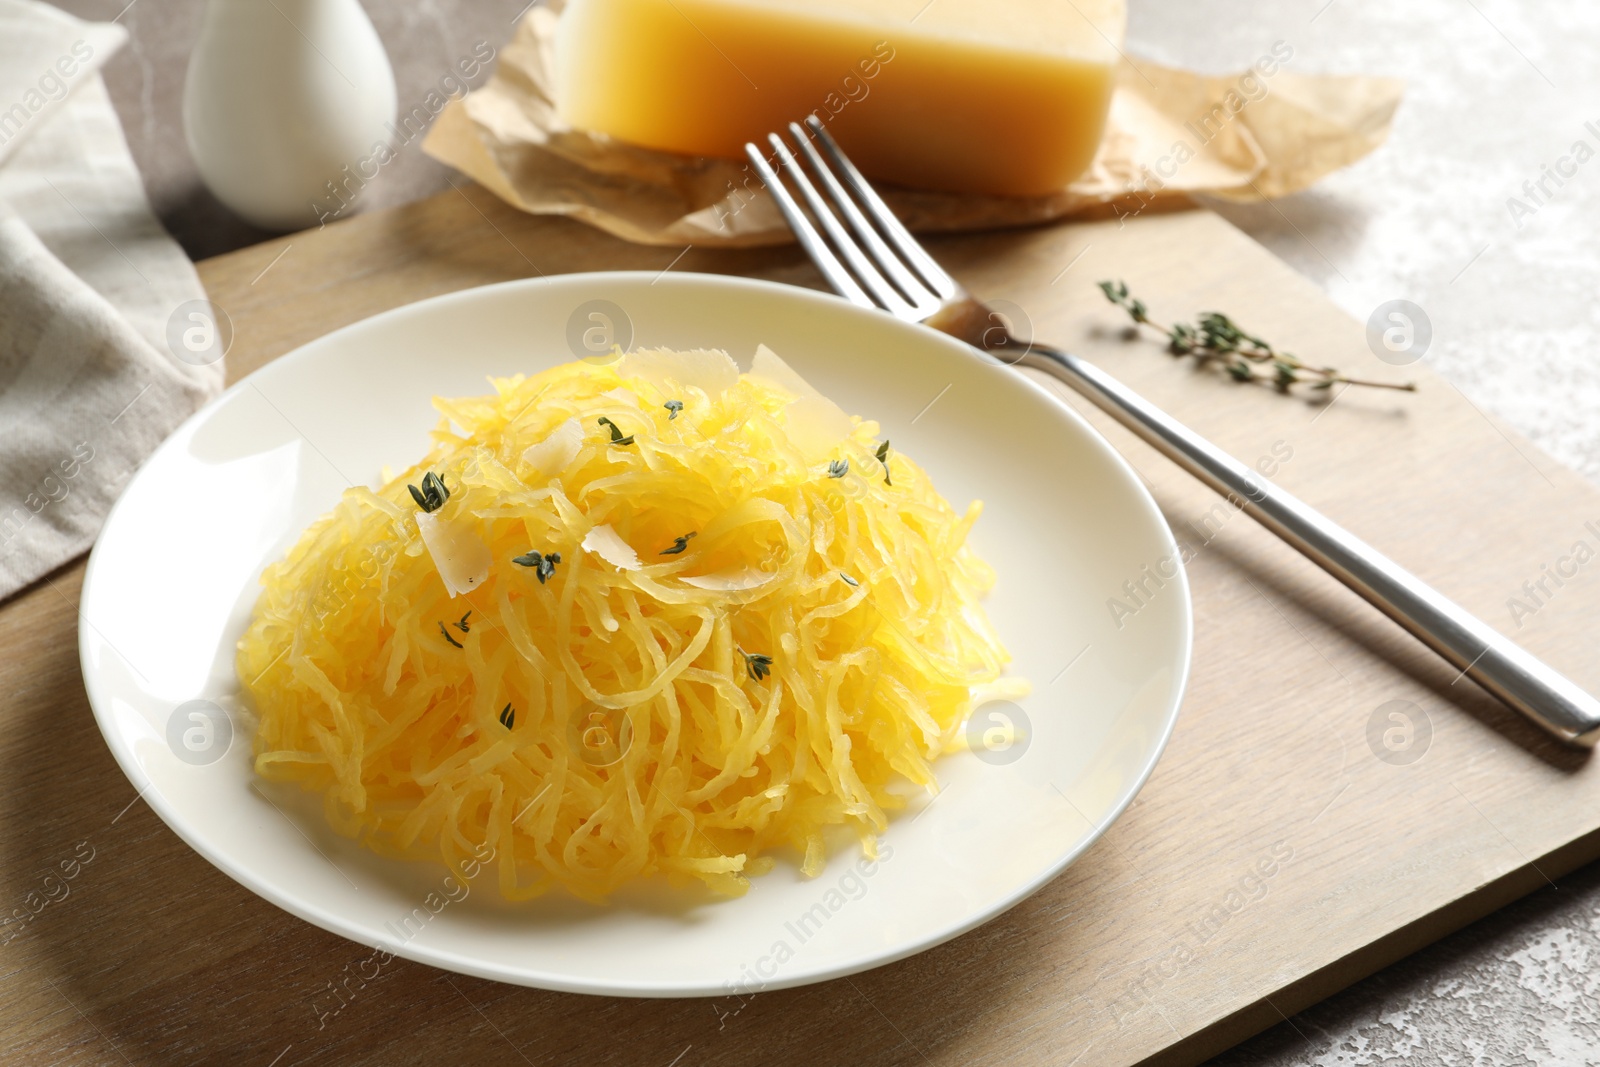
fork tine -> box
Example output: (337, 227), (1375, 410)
(743, 141), (874, 310)
(803, 115), (959, 301)
(761, 133), (915, 317)
(785, 122), (941, 316)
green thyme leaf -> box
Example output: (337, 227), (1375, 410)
(1097, 279), (1129, 303)
(408, 471), (450, 512)
(512, 549), (562, 584)
(439, 621), (464, 649)
(827, 459), (848, 479)
(660, 532), (697, 555)
(597, 416), (635, 446)
(875, 441), (892, 486)
(740, 650), (773, 682)
(664, 399), (683, 420)
(499, 702), (515, 730)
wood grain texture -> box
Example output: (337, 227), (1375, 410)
(4, 183), (1600, 1067)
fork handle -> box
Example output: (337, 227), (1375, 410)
(1013, 341), (1600, 747)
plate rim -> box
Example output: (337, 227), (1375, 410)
(79, 270), (1193, 997)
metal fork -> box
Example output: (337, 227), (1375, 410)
(747, 115), (1600, 748)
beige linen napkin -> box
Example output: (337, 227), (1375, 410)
(0, 0), (222, 601)
(423, 3), (1405, 247)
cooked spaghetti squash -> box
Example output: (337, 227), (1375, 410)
(238, 346), (1018, 900)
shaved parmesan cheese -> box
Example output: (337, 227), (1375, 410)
(520, 418), (584, 481)
(783, 394), (854, 461)
(680, 567), (778, 592)
(619, 348), (739, 398)
(749, 344), (818, 396)
(748, 345), (852, 461)
(415, 511), (491, 597)
(582, 524), (641, 570)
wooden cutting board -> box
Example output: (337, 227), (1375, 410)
(4, 184), (1599, 1067)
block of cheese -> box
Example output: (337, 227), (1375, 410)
(555, 0), (1123, 198)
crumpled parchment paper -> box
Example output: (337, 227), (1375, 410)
(423, 3), (1404, 248)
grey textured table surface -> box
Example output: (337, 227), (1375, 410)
(52, 0), (1600, 1063)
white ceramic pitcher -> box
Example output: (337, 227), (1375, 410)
(183, 0), (397, 231)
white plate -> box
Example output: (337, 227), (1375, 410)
(80, 272), (1191, 997)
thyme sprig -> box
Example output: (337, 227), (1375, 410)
(1097, 280), (1415, 393)
(439, 621), (464, 648)
(597, 416), (635, 446)
(660, 532), (697, 555)
(663, 399), (683, 420)
(739, 648), (773, 682)
(827, 459), (848, 479)
(875, 441), (892, 485)
(512, 549), (562, 583)
(453, 611), (472, 633)
(408, 471), (450, 512)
